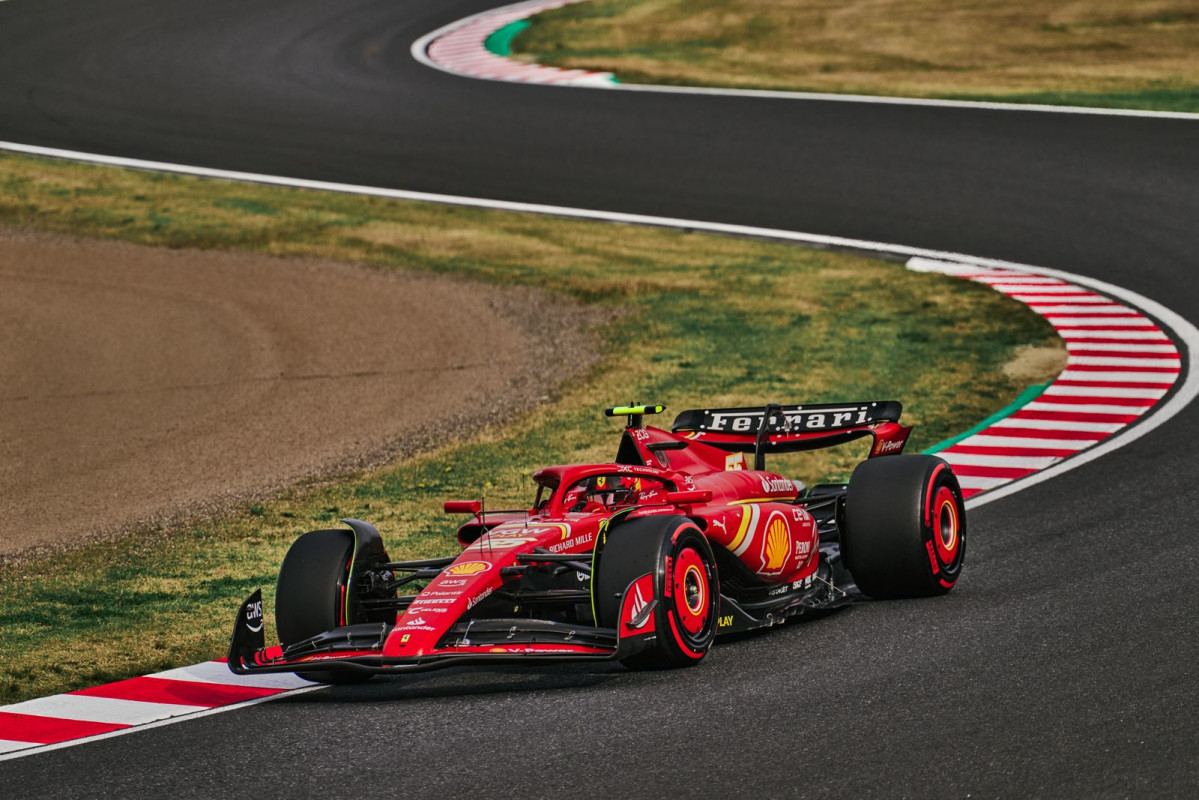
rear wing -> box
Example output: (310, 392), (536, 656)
(671, 401), (911, 468)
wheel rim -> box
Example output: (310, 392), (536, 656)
(932, 485), (961, 566)
(671, 546), (710, 637)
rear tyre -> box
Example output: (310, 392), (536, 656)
(842, 455), (966, 598)
(595, 515), (719, 669)
(275, 529), (373, 684)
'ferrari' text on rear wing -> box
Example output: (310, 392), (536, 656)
(671, 401), (911, 462)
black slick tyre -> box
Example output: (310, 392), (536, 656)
(595, 515), (719, 669)
(842, 455), (966, 598)
(275, 529), (371, 684)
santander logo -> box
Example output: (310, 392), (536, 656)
(759, 476), (795, 494)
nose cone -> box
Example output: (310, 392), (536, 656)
(382, 559), (500, 655)
(381, 522), (569, 656)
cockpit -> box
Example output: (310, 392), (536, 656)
(531, 468), (670, 514)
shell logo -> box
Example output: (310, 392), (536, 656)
(445, 561), (491, 576)
(764, 516), (790, 572)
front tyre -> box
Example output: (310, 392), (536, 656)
(275, 529), (372, 684)
(595, 515), (719, 669)
(842, 455), (966, 598)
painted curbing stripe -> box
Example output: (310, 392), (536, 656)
(1, 694), (209, 726)
(416, 0), (615, 87)
(1059, 331), (1171, 341)
(1068, 356), (1179, 368)
(1023, 401), (1150, 415)
(984, 427), (1109, 440)
(990, 418), (1120, 433)
(0, 684), (325, 761)
(911, 255), (1184, 502)
(1034, 307), (1140, 316)
(0, 713), (128, 745)
(954, 434), (1100, 450)
(148, 659), (311, 689)
(1056, 369), (1178, 381)
(1055, 381), (1175, 392)
(1041, 385), (1166, 399)
(72, 676), (282, 706)
(940, 453), (1061, 470)
(1015, 294), (1113, 302)
(956, 475), (1012, 491)
(1012, 411), (1143, 425)
(1048, 318), (1155, 327)
(946, 444), (1080, 459)
(950, 464), (1039, 480)
(1037, 391), (1162, 404)
(973, 278), (1069, 284)
(0, 659), (314, 756)
(1065, 346), (1179, 354)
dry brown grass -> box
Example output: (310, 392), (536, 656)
(520, 0), (1199, 101)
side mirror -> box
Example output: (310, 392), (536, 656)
(665, 490), (712, 506)
(444, 500), (482, 515)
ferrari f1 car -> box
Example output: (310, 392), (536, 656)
(229, 402), (966, 681)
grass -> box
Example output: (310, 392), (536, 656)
(0, 152), (1062, 702)
(514, 0), (1199, 112)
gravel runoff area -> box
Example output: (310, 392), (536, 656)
(0, 226), (603, 561)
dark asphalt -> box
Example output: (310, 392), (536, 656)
(2, 0), (1197, 796)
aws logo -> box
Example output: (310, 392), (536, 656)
(244, 599), (264, 634)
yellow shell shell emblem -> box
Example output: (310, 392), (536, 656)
(765, 517), (790, 571)
(445, 561), (490, 576)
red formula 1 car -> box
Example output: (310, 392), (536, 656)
(229, 402), (966, 681)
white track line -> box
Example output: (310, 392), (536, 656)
(605, 82), (1199, 120)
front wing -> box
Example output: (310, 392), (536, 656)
(228, 590), (631, 677)
(228, 568), (856, 678)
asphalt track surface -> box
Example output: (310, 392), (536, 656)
(2, 0), (1197, 796)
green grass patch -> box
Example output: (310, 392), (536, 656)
(0, 151), (1061, 702)
(514, 0), (1199, 113)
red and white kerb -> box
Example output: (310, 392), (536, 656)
(423, 0), (616, 87)
(0, 660), (314, 757)
(909, 257), (1182, 499)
